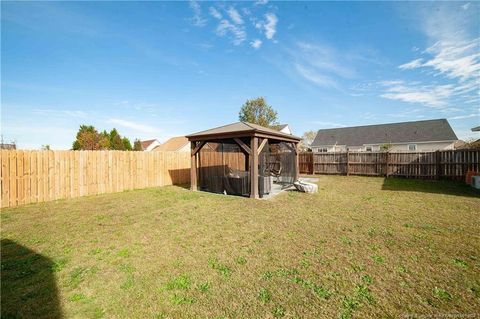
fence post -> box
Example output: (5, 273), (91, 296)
(310, 152), (314, 174)
(385, 151), (390, 178)
(435, 150), (441, 180)
(346, 151), (350, 176)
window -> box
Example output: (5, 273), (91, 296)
(318, 148), (328, 153)
(408, 144), (417, 151)
(365, 146), (372, 152)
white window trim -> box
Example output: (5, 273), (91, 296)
(408, 144), (417, 151)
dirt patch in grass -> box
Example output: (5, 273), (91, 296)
(1, 176), (479, 318)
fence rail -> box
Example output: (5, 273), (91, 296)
(0, 150), (190, 208)
(299, 149), (480, 180)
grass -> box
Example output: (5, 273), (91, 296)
(1, 175), (479, 318)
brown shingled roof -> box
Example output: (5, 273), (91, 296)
(140, 139), (158, 150)
(154, 136), (189, 151)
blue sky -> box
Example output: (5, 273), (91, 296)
(1, 1), (479, 149)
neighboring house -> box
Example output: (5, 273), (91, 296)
(311, 119), (458, 152)
(141, 139), (161, 151)
(154, 136), (189, 152)
(274, 124), (293, 135)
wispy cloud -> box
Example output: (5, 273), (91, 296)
(189, 0), (207, 27)
(107, 118), (161, 134)
(398, 58), (423, 70)
(254, 0), (269, 6)
(380, 80), (454, 107)
(227, 7), (243, 25)
(289, 41), (360, 89)
(449, 113), (478, 120)
(400, 39), (480, 82)
(33, 108), (89, 118)
(250, 39), (262, 49)
(255, 13), (278, 40)
(215, 19), (246, 45)
(295, 64), (338, 89)
(209, 7), (222, 20)
(382, 2), (479, 111)
(309, 121), (346, 128)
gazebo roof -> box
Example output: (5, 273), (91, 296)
(186, 122), (301, 142)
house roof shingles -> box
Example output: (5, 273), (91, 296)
(141, 139), (158, 150)
(154, 136), (189, 151)
(311, 119), (458, 147)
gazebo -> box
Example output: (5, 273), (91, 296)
(186, 122), (302, 199)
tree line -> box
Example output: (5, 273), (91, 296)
(72, 125), (142, 151)
(71, 97), (315, 151)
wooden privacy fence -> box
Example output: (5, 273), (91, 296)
(299, 149), (480, 180)
(0, 150), (191, 208)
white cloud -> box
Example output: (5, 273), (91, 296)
(264, 13), (278, 39)
(310, 121), (346, 128)
(399, 58), (424, 70)
(227, 7), (243, 25)
(297, 42), (356, 78)
(295, 64), (338, 89)
(462, 2), (470, 10)
(449, 113), (478, 120)
(250, 39), (262, 49)
(254, 0), (269, 5)
(209, 7), (222, 20)
(255, 13), (278, 40)
(380, 81), (454, 107)
(290, 41), (366, 89)
(33, 108), (89, 118)
(385, 3), (480, 111)
(189, 0), (207, 27)
(216, 19), (246, 45)
(107, 118), (161, 134)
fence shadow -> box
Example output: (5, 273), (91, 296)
(381, 177), (480, 198)
(1, 239), (63, 318)
(167, 168), (191, 186)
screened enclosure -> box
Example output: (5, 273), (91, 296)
(187, 122), (301, 199)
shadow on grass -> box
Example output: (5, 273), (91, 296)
(1, 239), (62, 318)
(381, 177), (480, 198)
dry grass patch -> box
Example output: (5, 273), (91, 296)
(1, 176), (479, 318)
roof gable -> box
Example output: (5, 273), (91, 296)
(141, 139), (158, 149)
(154, 136), (189, 151)
(311, 119), (457, 146)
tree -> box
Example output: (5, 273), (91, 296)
(380, 143), (392, 152)
(99, 130), (111, 150)
(299, 130), (317, 151)
(72, 125), (101, 150)
(109, 128), (125, 150)
(41, 144), (51, 150)
(122, 137), (132, 151)
(133, 139), (143, 151)
(238, 97), (278, 128)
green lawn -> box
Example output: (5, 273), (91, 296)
(1, 176), (479, 318)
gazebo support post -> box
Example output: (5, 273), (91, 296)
(190, 141), (198, 191)
(295, 142), (300, 181)
(250, 137), (259, 198)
